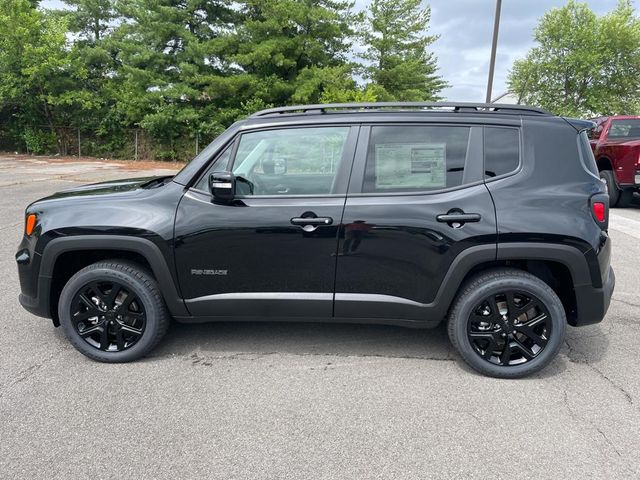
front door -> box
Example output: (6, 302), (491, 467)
(334, 123), (505, 323)
(174, 125), (358, 319)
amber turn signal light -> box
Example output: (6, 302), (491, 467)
(25, 213), (37, 236)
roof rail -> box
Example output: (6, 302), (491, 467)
(249, 102), (551, 118)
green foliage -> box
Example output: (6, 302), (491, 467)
(0, 0), (102, 154)
(63, 0), (115, 42)
(23, 129), (56, 154)
(0, 0), (447, 161)
(508, 0), (640, 117)
(359, 0), (447, 101)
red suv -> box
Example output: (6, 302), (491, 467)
(589, 115), (640, 207)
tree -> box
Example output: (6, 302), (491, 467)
(63, 0), (115, 42)
(103, 0), (240, 157)
(0, 0), (97, 154)
(359, 0), (447, 101)
(508, 0), (640, 117)
(229, 0), (359, 106)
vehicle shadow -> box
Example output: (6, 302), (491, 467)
(150, 317), (612, 378)
(151, 320), (455, 362)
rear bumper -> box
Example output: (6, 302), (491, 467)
(572, 266), (615, 326)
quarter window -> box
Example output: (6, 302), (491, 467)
(484, 127), (520, 178)
(231, 127), (350, 196)
(363, 126), (471, 193)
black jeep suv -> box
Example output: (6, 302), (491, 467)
(16, 102), (615, 378)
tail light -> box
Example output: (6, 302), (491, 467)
(590, 193), (608, 230)
(592, 202), (605, 222)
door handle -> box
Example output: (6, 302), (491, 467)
(291, 217), (333, 226)
(436, 213), (481, 223)
(436, 211), (481, 228)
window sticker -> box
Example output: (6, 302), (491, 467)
(375, 143), (446, 189)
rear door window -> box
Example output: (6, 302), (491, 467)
(361, 125), (474, 193)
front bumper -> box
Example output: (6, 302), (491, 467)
(19, 290), (51, 318)
(572, 266), (615, 326)
(16, 241), (52, 320)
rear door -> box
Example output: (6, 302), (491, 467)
(333, 123), (499, 323)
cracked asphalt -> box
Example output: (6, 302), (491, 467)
(1, 154), (640, 479)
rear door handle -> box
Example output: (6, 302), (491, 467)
(436, 213), (481, 223)
(291, 217), (333, 226)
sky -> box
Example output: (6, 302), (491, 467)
(41, 0), (627, 101)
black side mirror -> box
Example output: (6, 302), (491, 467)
(209, 171), (235, 202)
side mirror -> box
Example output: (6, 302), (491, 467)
(209, 171), (235, 202)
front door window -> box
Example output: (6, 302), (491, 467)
(231, 127), (350, 196)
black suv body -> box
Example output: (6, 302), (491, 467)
(16, 103), (615, 377)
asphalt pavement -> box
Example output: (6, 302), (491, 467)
(1, 154), (639, 479)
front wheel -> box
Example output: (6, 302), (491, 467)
(58, 260), (170, 362)
(447, 268), (566, 378)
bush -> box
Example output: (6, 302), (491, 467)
(23, 129), (57, 154)
(155, 149), (178, 161)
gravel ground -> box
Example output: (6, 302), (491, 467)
(1, 154), (639, 479)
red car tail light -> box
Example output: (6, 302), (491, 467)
(592, 202), (605, 222)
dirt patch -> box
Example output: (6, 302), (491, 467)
(0, 152), (185, 171)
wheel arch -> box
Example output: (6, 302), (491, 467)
(41, 236), (188, 325)
(456, 259), (577, 325)
(596, 156), (613, 172)
(444, 242), (596, 326)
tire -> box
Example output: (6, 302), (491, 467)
(58, 260), (170, 362)
(447, 268), (566, 379)
(600, 170), (620, 206)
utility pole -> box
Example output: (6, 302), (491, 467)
(485, 0), (502, 103)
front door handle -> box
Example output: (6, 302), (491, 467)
(291, 217), (333, 226)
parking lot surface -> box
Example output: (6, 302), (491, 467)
(1, 154), (639, 479)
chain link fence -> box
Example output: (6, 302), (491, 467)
(2, 125), (215, 162)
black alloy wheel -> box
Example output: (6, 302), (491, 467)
(71, 281), (146, 352)
(59, 260), (170, 362)
(467, 291), (550, 366)
(447, 268), (566, 378)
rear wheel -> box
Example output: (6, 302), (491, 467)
(448, 268), (566, 378)
(58, 260), (170, 362)
(600, 170), (620, 206)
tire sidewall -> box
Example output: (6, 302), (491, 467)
(451, 275), (566, 378)
(600, 170), (620, 206)
(59, 266), (162, 362)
